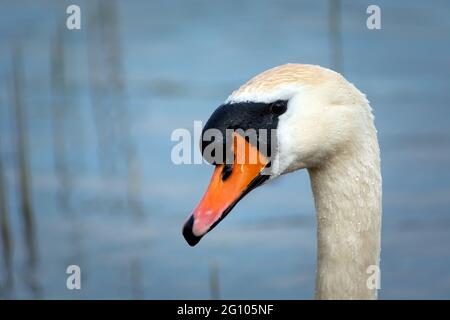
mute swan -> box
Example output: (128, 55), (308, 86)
(182, 64), (382, 300)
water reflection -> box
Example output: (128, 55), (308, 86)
(11, 45), (41, 298)
(0, 0), (449, 299)
(0, 123), (13, 298)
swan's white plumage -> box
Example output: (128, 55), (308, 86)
(228, 64), (382, 299)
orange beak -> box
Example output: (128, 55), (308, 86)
(183, 133), (269, 246)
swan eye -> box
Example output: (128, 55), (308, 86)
(269, 101), (287, 115)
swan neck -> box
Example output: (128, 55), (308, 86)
(308, 138), (382, 300)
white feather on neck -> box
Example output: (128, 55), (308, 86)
(308, 105), (381, 299)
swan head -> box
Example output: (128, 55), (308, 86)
(183, 63), (372, 246)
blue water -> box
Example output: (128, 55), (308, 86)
(0, 0), (450, 299)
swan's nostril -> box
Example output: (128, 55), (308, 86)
(221, 164), (233, 181)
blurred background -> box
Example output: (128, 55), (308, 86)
(0, 0), (449, 299)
